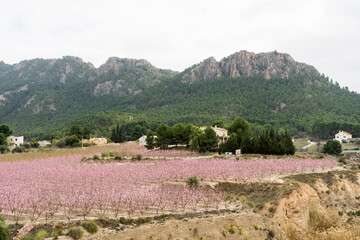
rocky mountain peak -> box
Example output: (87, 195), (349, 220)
(97, 57), (154, 76)
(181, 50), (319, 83)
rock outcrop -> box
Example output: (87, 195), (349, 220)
(181, 50), (318, 83)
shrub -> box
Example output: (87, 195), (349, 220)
(119, 217), (130, 224)
(109, 151), (117, 157)
(82, 221), (98, 234)
(35, 230), (49, 240)
(186, 176), (199, 187)
(23, 143), (31, 149)
(0, 221), (10, 240)
(12, 146), (25, 153)
(254, 225), (260, 230)
(228, 226), (236, 234)
(322, 140), (342, 155)
(52, 224), (63, 237)
(114, 155), (122, 161)
(309, 205), (340, 231)
(67, 227), (83, 240)
(93, 155), (100, 160)
(19, 235), (35, 240)
(56, 138), (67, 148)
(131, 154), (142, 161)
(0, 145), (10, 154)
(268, 229), (275, 238)
(101, 152), (109, 158)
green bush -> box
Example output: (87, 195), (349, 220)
(93, 154), (100, 160)
(186, 176), (199, 187)
(67, 227), (83, 240)
(12, 146), (25, 153)
(82, 221), (98, 234)
(0, 145), (10, 154)
(52, 224), (63, 237)
(109, 151), (117, 157)
(0, 221), (10, 240)
(56, 138), (67, 148)
(131, 154), (142, 161)
(35, 230), (49, 240)
(228, 226), (236, 234)
(19, 235), (35, 240)
(114, 155), (122, 161)
(322, 140), (342, 155)
(119, 217), (130, 224)
(101, 152), (109, 158)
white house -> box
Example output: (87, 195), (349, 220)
(334, 131), (352, 143)
(38, 140), (51, 148)
(7, 136), (24, 147)
(139, 135), (147, 146)
(200, 125), (230, 145)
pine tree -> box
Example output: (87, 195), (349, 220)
(145, 130), (155, 149)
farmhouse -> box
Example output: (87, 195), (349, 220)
(200, 125), (230, 145)
(83, 138), (107, 145)
(7, 136), (24, 147)
(38, 140), (51, 148)
(334, 131), (352, 143)
(139, 135), (147, 146)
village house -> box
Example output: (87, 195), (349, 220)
(7, 136), (24, 147)
(200, 125), (230, 145)
(38, 140), (51, 148)
(334, 131), (352, 143)
(139, 135), (147, 146)
(83, 138), (108, 145)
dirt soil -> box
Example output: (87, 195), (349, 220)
(85, 212), (286, 240)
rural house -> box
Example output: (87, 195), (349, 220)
(83, 138), (108, 145)
(38, 140), (51, 148)
(139, 135), (147, 146)
(334, 131), (352, 143)
(7, 136), (24, 147)
(200, 125), (230, 145)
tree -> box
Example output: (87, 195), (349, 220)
(198, 127), (218, 152)
(322, 140), (342, 155)
(65, 135), (80, 147)
(212, 120), (225, 128)
(83, 126), (92, 139)
(0, 133), (6, 146)
(70, 125), (83, 138)
(155, 124), (172, 149)
(282, 129), (295, 155)
(145, 130), (155, 149)
(111, 124), (123, 143)
(30, 137), (39, 148)
(219, 133), (239, 153)
(0, 125), (13, 137)
(228, 117), (250, 135)
(171, 123), (186, 146)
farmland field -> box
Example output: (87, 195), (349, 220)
(0, 144), (338, 224)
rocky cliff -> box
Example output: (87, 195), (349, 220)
(181, 50), (319, 83)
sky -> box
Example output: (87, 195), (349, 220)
(1, 0), (360, 92)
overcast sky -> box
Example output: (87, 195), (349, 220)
(1, 0), (359, 92)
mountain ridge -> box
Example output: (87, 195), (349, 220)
(0, 50), (358, 138)
(181, 50), (318, 83)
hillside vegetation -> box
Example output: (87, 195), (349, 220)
(0, 51), (359, 138)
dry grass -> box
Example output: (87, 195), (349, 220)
(288, 204), (343, 240)
(0, 142), (139, 162)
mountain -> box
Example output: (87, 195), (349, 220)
(0, 56), (176, 136)
(181, 51), (317, 83)
(0, 50), (359, 139)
